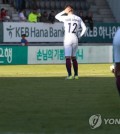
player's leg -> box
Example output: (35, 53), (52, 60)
(72, 39), (79, 79)
(72, 56), (78, 78)
(64, 45), (73, 79)
(115, 63), (120, 96)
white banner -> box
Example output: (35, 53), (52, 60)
(28, 46), (113, 64)
(3, 22), (120, 43)
(3, 22), (64, 42)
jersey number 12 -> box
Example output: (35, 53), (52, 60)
(68, 23), (77, 33)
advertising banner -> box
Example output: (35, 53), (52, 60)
(3, 22), (64, 42)
(81, 23), (120, 43)
(3, 22), (120, 43)
(28, 46), (113, 64)
(0, 46), (27, 64)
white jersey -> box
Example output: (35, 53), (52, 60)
(113, 28), (120, 62)
(55, 11), (86, 38)
(55, 11), (86, 57)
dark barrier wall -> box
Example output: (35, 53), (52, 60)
(0, 23), (3, 42)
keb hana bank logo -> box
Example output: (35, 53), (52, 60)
(6, 25), (15, 38)
(6, 24), (64, 39)
(89, 114), (120, 129)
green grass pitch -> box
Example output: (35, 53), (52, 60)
(0, 64), (119, 134)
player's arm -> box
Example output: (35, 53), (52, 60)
(80, 20), (87, 37)
(55, 11), (66, 22)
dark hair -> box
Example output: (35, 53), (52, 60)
(51, 10), (54, 13)
(1, 8), (5, 12)
(21, 34), (26, 37)
(33, 8), (37, 11)
(19, 9), (25, 12)
(65, 5), (73, 10)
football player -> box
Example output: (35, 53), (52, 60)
(113, 28), (120, 95)
(55, 5), (86, 79)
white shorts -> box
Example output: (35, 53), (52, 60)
(64, 34), (78, 57)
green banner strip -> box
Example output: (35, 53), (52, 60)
(0, 46), (27, 65)
(80, 23), (120, 43)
